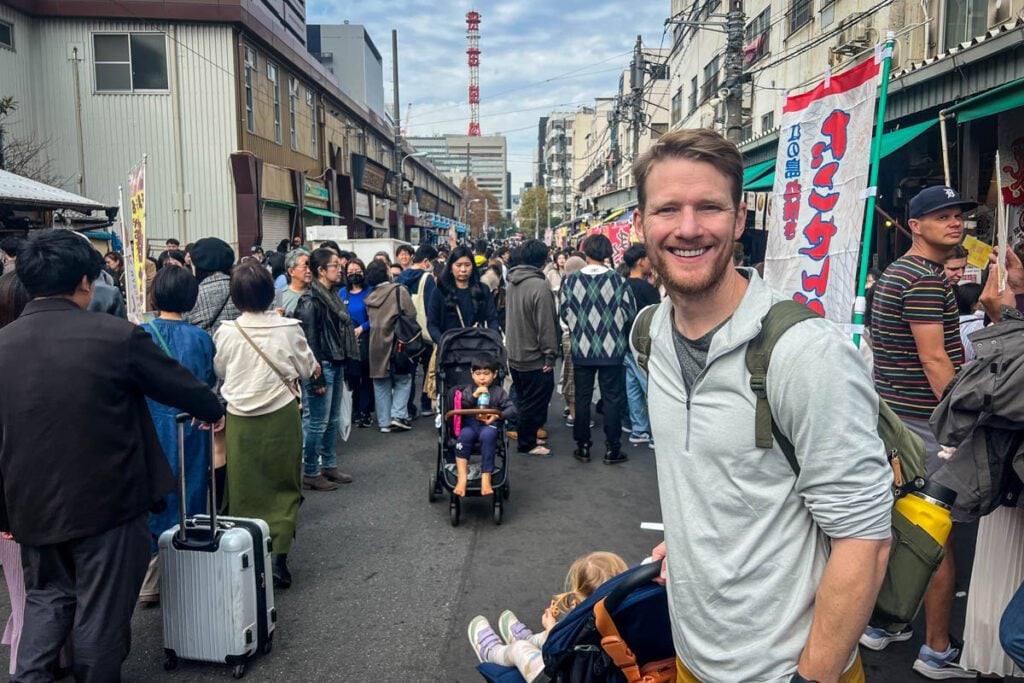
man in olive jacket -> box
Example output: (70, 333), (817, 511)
(506, 239), (560, 456)
(0, 230), (224, 683)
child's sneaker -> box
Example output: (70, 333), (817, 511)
(467, 616), (501, 663)
(498, 610), (534, 644)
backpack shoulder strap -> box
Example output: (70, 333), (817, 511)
(746, 299), (822, 476)
(630, 304), (660, 375)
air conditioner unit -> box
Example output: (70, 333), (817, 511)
(835, 28), (871, 56)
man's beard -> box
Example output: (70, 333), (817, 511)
(649, 241), (734, 299)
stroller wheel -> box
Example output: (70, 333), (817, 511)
(503, 481), (510, 501)
(493, 499), (503, 525)
(428, 474), (438, 503)
(449, 496), (461, 526)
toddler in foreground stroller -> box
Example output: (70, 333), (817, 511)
(471, 556), (675, 683)
(429, 327), (512, 525)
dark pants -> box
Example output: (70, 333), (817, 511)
(348, 357), (374, 420)
(511, 368), (555, 451)
(15, 514), (150, 683)
(407, 344), (433, 414)
(456, 421), (500, 473)
(573, 363), (626, 446)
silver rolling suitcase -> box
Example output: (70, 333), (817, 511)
(158, 413), (276, 679)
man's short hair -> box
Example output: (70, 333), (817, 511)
(229, 261), (275, 313)
(581, 234), (614, 263)
(365, 259), (391, 287)
(622, 244), (647, 269)
(949, 245), (968, 261)
(285, 248), (310, 271)
(518, 239), (548, 269)
(17, 230), (103, 298)
(1, 237), (24, 258)
(165, 238), (181, 247)
(633, 128), (743, 211)
(413, 245), (438, 263)
(152, 265), (199, 313)
(396, 244), (415, 258)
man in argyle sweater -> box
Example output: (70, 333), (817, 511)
(559, 233), (637, 465)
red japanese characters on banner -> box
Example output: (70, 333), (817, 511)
(764, 59), (879, 323)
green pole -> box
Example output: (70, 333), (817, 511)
(852, 31), (895, 348)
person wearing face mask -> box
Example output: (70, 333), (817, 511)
(340, 258), (374, 428)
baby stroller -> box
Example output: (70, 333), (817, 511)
(429, 327), (511, 526)
(478, 563), (675, 683)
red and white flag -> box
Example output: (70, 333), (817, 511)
(764, 58), (879, 323)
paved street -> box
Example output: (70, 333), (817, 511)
(0, 393), (1015, 681)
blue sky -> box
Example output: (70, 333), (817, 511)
(306, 0), (669, 196)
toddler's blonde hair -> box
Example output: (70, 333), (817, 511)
(549, 551), (628, 619)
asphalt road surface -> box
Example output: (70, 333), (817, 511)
(0, 392), (1016, 681)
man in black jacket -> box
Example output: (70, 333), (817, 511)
(0, 230), (224, 682)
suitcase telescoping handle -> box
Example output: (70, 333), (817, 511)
(175, 413), (219, 545)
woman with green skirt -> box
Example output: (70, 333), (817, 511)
(214, 262), (318, 588)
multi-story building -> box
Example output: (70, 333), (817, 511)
(0, 0), (460, 251)
(306, 23), (386, 120)
(664, 0), (1024, 264)
(405, 133), (509, 221)
(541, 112), (575, 221)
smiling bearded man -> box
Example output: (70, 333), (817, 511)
(631, 128), (893, 683)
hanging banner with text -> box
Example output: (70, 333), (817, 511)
(125, 159), (147, 323)
(998, 111), (1024, 246)
(764, 58), (879, 322)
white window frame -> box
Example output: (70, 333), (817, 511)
(267, 62), (281, 144)
(244, 46), (257, 133)
(93, 32), (169, 93)
(0, 19), (14, 51)
(288, 77), (298, 151)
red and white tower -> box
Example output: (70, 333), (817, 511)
(466, 10), (481, 136)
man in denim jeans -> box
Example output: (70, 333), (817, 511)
(622, 244), (661, 448)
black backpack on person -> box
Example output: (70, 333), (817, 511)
(391, 287), (425, 374)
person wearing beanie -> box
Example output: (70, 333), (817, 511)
(185, 238), (240, 334)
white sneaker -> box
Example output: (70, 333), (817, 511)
(911, 642), (976, 680)
(859, 625), (913, 651)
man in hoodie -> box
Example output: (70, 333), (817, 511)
(506, 239), (560, 456)
(396, 245), (438, 416)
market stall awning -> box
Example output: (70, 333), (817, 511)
(943, 76), (1024, 123)
(263, 199), (295, 209)
(356, 217), (388, 233)
(0, 169), (106, 212)
(743, 159), (775, 186)
(303, 206), (341, 219)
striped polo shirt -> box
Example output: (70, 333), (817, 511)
(870, 255), (964, 420)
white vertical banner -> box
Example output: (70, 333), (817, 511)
(764, 59), (879, 322)
(998, 112), (1024, 247)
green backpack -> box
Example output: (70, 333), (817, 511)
(631, 299), (941, 629)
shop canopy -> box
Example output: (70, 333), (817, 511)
(743, 119), (941, 193)
(742, 159), (775, 187)
(0, 169), (106, 212)
(263, 199), (295, 209)
(303, 206), (341, 219)
(943, 75), (1024, 123)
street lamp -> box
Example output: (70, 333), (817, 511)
(396, 150), (429, 241)
(468, 197), (494, 236)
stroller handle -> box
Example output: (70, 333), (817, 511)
(603, 562), (663, 614)
(444, 408), (503, 420)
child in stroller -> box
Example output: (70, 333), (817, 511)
(466, 551), (628, 682)
(452, 357), (516, 497)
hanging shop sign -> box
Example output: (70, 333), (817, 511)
(415, 188), (439, 214)
(437, 199), (455, 219)
(764, 57), (878, 323)
(352, 154), (391, 197)
(303, 180), (329, 203)
(355, 191), (371, 217)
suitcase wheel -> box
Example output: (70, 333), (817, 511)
(260, 632), (274, 655)
(233, 663), (246, 679)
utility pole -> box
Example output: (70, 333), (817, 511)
(629, 35), (644, 162)
(534, 189), (540, 239)
(392, 30), (404, 241)
(722, 0), (746, 144)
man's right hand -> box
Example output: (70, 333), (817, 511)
(652, 541), (667, 585)
(990, 245), (1024, 292)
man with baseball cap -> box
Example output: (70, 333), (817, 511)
(865, 185), (976, 678)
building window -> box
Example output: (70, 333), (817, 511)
(701, 56), (719, 103)
(745, 8), (771, 65)
(689, 76), (698, 114)
(789, 0), (813, 35)
(943, 0), (988, 48)
(671, 88), (682, 126)
(307, 89), (317, 159)
(243, 47), (256, 133)
(267, 63), (281, 144)
(288, 77), (298, 151)
(761, 111), (775, 133)
(93, 33), (168, 92)
(0, 20), (13, 50)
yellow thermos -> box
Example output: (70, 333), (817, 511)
(894, 480), (956, 547)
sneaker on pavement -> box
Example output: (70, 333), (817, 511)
(379, 425), (392, 433)
(321, 467), (353, 484)
(564, 416), (574, 427)
(629, 432), (651, 444)
(391, 418), (412, 431)
(912, 643), (976, 680)
(498, 610), (534, 644)
(648, 439), (656, 450)
(467, 616), (501, 664)
(859, 625), (913, 651)
(302, 474), (338, 491)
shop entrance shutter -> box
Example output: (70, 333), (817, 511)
(261, 204), (292, 250)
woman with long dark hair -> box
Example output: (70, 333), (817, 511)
(426, 245), (499, 343)
(339, 257), (374, 427)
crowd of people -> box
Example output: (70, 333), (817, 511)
(0, 127), (1023, 683)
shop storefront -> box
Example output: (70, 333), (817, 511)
(261, 162), (296, 251)
(302, 178), (342, 228)
(351, 154), (392, 239)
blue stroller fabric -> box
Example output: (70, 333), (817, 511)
(477, 563), (673, 682)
